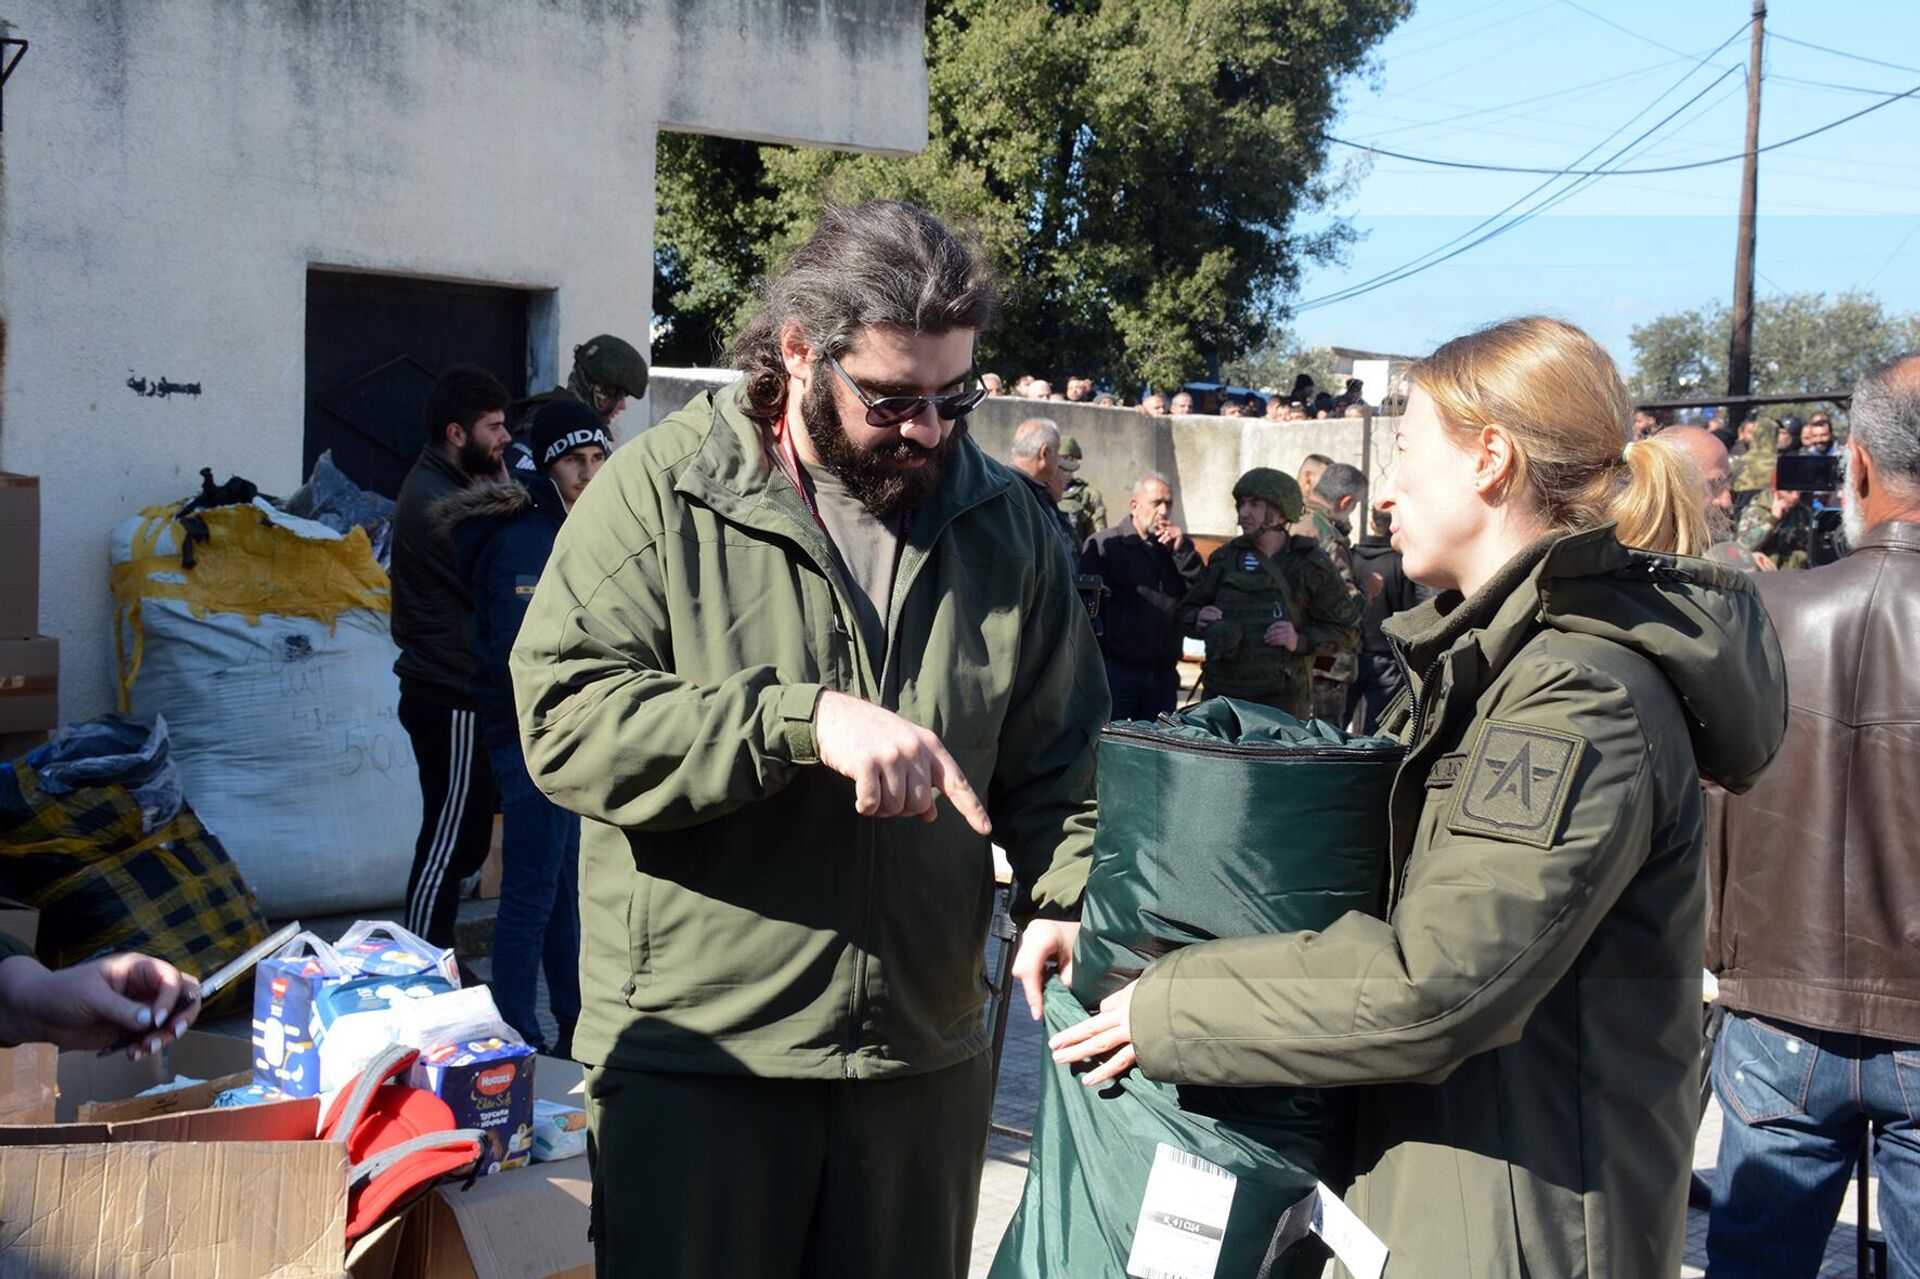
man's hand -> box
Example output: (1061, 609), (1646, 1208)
(813, 691), (992, 835)
(1263, 620), (1299, 651)
(1754, 551), (1778, 571)
(1771, 489), (1801, 521)
(1195, 605), (1224, 630)
(0, 953), (201, 1056)
(1154, 523), (1184, 546)
(1010, 920), (1080, 1020)
(1049, 979), (1137, 1087)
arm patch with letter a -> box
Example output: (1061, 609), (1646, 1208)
(1447, 720), (1585, 849)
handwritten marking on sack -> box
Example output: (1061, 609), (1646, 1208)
(126, 374), (204, 399)
(1127, 1144), (1236, 1279)
(1448, 720), (1584, 849)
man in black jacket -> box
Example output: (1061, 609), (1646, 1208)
(1079, 472), (1204, 719)
(391, 364), (512, 948)
(1346, 500), (1432, 733)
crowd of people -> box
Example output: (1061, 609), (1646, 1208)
(9, 196), (1914, 1279)
(993, 369), (1384, 421)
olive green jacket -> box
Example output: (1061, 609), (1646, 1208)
(511, 389), (1108, 1080)
(1179, 533), (1361, 716)
(1134, 527), (1786, 1277)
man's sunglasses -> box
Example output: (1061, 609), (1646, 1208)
(825, 354), (987, 427)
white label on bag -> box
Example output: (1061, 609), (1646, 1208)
(1126, 1143), (1238, 1279)
(1310, 1182), (1389, 1279)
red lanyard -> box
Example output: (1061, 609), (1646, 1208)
(770, 410), (827, 532)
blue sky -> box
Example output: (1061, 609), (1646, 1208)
(1289, 0), (1920, 370)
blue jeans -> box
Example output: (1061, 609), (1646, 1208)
(488, 744), (582, 1053)
(1104, 659), (1179, 721)
(1709, 1010), (1920, 1276)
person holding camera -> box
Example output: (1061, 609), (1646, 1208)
(1705, 354), (1920, 1276)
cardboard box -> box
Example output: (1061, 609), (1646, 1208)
(0, 1038), (344, 1278)
(0, 728), (48, 764)
(0, 636), (57, 734)
(58, 1028), (257, 1123)
(394, 1056), (592, 1279)
(0, 902), (54, 1125)
(0, 474), (39, 641)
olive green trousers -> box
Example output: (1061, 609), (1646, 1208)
(584, 1051), (991, 1278)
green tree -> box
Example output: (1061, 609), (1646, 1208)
(651, 0), (1410, 391)
(1629, 291), (1920, 423)
(1221, 330), (1342, 395)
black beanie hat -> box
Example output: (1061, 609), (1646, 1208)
(531, 399), (612, 473)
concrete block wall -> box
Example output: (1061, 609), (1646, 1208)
(646, 369), (1402, 539)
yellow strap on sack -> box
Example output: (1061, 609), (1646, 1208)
(111, 504), (391, 709)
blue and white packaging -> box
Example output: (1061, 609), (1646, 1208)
(251, 920), (461, 1098)
(531, 1099), (588, 1163)
(412, 1038), (538, 1176)
(251, 932), (346, 1097)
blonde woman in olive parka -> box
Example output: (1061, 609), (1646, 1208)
(1053, 317), (1788, 1277)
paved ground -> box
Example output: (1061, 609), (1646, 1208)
(215, 896), (1884, 1277)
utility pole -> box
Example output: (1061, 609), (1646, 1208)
(1726, 0), (1766, 415)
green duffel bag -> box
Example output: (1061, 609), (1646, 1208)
(1072, 698), (1402, 1008)
(993, 699), (1401, 1279)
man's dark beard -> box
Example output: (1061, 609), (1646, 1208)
(799, 372), (962, 519)
(458, 433), (499, 479)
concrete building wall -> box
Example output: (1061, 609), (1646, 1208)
(0, 0), (927, 719)
(645, 369), (1401, 540)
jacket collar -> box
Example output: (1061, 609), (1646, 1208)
(421, 445), (474, 489)
(673, 384), (1014, 554)
(1382, 524), (1631, 678)
(1851, 519), (1920, 555)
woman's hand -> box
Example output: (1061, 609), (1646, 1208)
(1048, 979), (1138, 1087)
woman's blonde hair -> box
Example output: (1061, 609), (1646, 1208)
(1409, 316), (1710, 556)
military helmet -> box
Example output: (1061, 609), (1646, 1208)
(573, 334), (650, 400)
(1061, 435), (1085, 460)
(1232, 467), (1304, 522)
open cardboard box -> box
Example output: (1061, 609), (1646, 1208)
(0, 1021), (591, 1279)
(391, 1052), (593, 1279)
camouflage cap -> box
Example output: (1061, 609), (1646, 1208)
(573, 334), (650, 399)
(1232, 467), (1305, 522)
(1062, 435), (1085, 459)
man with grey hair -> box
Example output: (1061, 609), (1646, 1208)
(1008, 416), (1078, 561)
(513, 200), (1107, 1277)
(1079, 471), (1204, 718)
(1705, 353), (1920, 1275)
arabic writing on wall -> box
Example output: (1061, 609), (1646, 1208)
(126, 374), (204, 399)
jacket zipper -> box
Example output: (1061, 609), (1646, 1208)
(841, 488), (1013, 1077)
(1387, 635), (1449, 910)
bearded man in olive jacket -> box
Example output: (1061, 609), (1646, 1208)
(511, 201), (1107, 1279)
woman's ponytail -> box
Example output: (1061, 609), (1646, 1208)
(1609, 438), (1711, 556)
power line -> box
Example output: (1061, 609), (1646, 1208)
(1554, 0), (1692, 58)
(1344, 54), (1699, 143)
(1389, 1), (1559, 63)
(1297, 55), (1750, 312)
(1767, 32), (1920, 78)
(1866, 218), (1920, 288)
(1325, 80), (1920, 176)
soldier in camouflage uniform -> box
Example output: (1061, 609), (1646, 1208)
(508, 335), (651, 478)
(1057, 436), (1107, 547)
(1290, 462), (1368, 723)
(1180, 467), (1362, 719)
(1729, 416), (1778, 503)
(1735, 487), (1814, 570)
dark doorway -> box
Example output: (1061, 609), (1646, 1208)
(305, 271), (532, 499)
